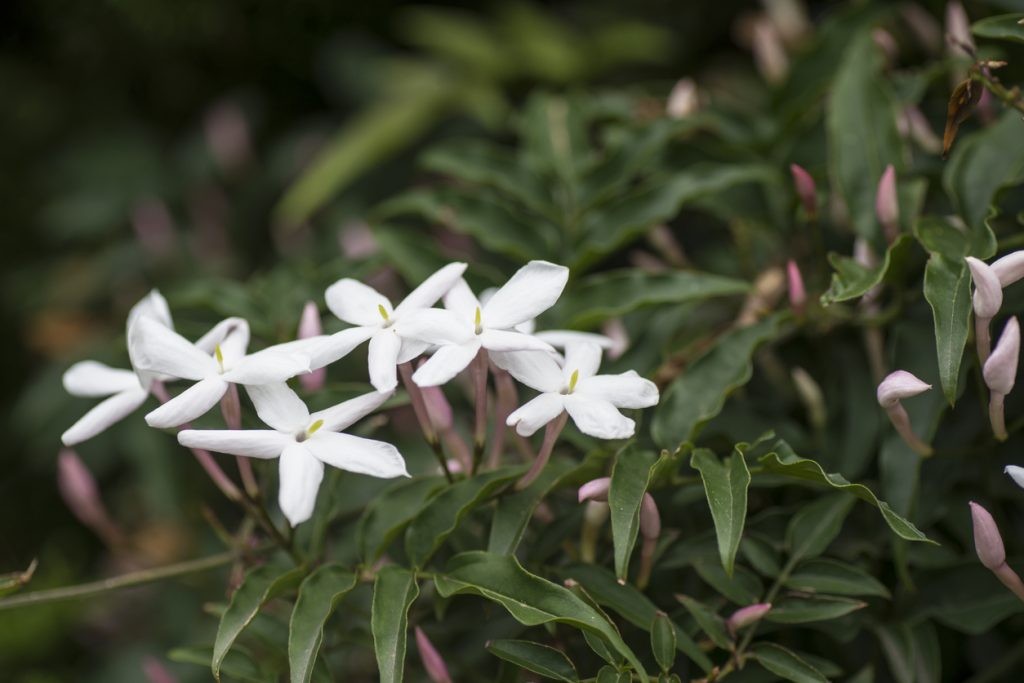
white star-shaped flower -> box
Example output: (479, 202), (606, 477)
(477, 286), (617, 353)
(495, 342), (659, 440)
(178, 384), (408, 526)
(401, 260), (569, 387)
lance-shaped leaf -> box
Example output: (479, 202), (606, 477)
(972, 14), (1024, 44)
(691, 448), (750, 577)
(358, 475), (446, 563)
(170, 645), (270, 683)
(759, 443), (933, 544)
(434, 552), (648, 679)
(371, 566), (420, 683)
(820, 235), (914, 305)
(751, 643), (829, 683)
(489, 458), (577, 555)
(766, 595), (867, 623)
(405, 466), (523, 567)
(675, 595), (731, 650)
(785, 559), (890, 598)
(786, 494), (857, 563)
(486, 639), (579, 682)
(608, 449), (658, 581)
(944, 112), (1024, 230)
(288, 564), (359, 683)
(650, 611), (676, 673)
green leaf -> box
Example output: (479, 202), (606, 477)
(691, 447), (750, 577)
(561, 562), (713, 672)
(766, 595), (867, 623)
(751, 643), (830, 683)
(653, 314), (787, 450)
(786, 494), (856, 563)
(287, 564), (358, 683)
(434, 552), (648, 679)
(820, 235), (915, 305)
(923, 254), (969, 406)
(875, 622), (941, 683)
(972, 14), (1024, 44)
(944, 111), (1024, 230)
(489, 458), (576, 555)
(759, 445), (933, 544)
(674, 595), (731, 650)
(692, 557), (764, 605)
(609, 449), (658, 581)
(213, 564), (306, 681)
(785, 559), (890, 598)
(486, 640), (579, 682)
(557, 270), (749, 328)
(371, 566), (420, 683)
(405, 466), (523, 567)
(170, 646), (271, 683)
(650, 611), (676, 673)
(358, 475), (446, 563)
(826, 31), (904, 241)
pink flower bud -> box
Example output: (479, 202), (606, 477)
(992, 251), (1024, 288)
(727, 603), (772, 633)
(421, 384), (453, 431)
(58, 449), (123, 546)
(966, 257), (1003, 319)
(204, 101), (252, 173)
(1005, 465), (1024, 490)
(415, 627), (453, 683)
(789, 164), (817, 218)
(666, 78), (699, 119)
(900, 106), (943, 155)
(871, 28), (899, 65)
(750, 17), (789, 84)
(786, 260), (806, 314)
(640, 493), (661, 540)
(970, 501), (1006, 571)
(578, 477), (611, 504)
(142, 656), (179, 683)
(220, 382), (242, 430)
(946, 1), (975, 57)
(875, 165), (900, 242)
(984, 318), (1020, 396)
(853, 238), (878, 269)
(297, 302), (326, 392)
(876, 370), (931, 408)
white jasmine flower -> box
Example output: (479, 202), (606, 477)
(320, 262), (468, 392)
(178, 384), (408, 526)
(129, 316), (310, 428)
(477, 286), (616, 353)
(402, 261), (568, 387)
(496, 342), (659, 440)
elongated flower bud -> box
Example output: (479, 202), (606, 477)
(142, 657), (179, 683)
(984, 318), (1020, 396)
(789, 164), (816, 219)
(298, 302), (326, 392)
(900, 106), (943, 154)
(421, 384), (453, 431)
(667, 78), (699, 119)
(946, 1), (975, 57)
(415, 627), (453, 683)
(581, 500), (610, 563)
(970, 501), (1006, 571)
(786, 260), (806, 314)
(640, 493), (661, 540)
(877, 370), (931, 408)
(1006, 465), (1024, 490)
(967, 257), (1003, 319)
(992, 251), (1024, 288)
(58, 449), (124, 547)
(579, 477), (611, 503)
(875, 165), (900, 242)
(727, 603), (772, 633)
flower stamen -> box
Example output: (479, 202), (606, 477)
(378, 304), (391, 325)
(214, 344), (225, 373)
(561, 369), (579, 395)
(474, 307), (483, 335)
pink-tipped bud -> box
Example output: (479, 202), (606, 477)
(992, 251), (1024, 288)
(750, 17), (789, 84)
(640, 493), (661, 540)
(875, 165), (900, 242)
(667, 78), (699, 119)
(415, 627), (453, 683)
(970, 501), (1006, 571)
(872, 28), (899, 65)
(984, 318), (1020, 396)
(853, 238), (878, 269)
(786, 260), (806, 314)
(789, 164), (817, 218)
(578, 477), (612, 504)
(1005, 465), (1024, 490)
(421, 384), (453, 431)
(946, 1), (975, 56)
(58, 449), (123, 546)
(877, 370), (932, 408)
(966, 257), (1003, 319)
(220, 382), (242, 430)
(727, 603), (772, 633)
(900, 106), (943, 155)
(142, 656), (180, 683)
(297, 302), (326, 392)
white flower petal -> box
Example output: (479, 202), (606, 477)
(966, 257), (1003, 318)
(535, 330), (614, 350)
(310, 390), (391, 433)
(61, 386), (149, 446)
(127, 289), (173, 333)
(1005, 465), (1024, 490)
(217, 325), (251, 368)
(324, 279), (391, 327)
(129, 316), (218, 381)
(306, 431), (409, 478)
(145, 377), (228, 428)
(993, 251), (1024, 287)
(577, 372), (660, 408)
(564, 395), (635, 439)
(63, 361), (141, 397)
(368, 330), (402, 392)
(489, 350), (563, 393)
(397, 308), (473, 346)
(177, 429), (290, 458)
(984, 317), (1020, 395)
(396, 338), (430, 365)
(482, 260), (569, 329)
(506, 392), (565, 436)
(222, 346), (311, 385)
(411, 341), (481, 387)
(479, 329), (555, 353)
(278, 444), (324, 527)
(876, 370), (931, 407)
(194, 317), (250, 355)
(394, 262), (468, 316)
(288, 327), (376, 369)
(245, 383), (310, 433)
(443, 279), (483, 320)
(563, 342), (603, 380)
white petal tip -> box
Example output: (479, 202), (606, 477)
(877, 370), (932, 407)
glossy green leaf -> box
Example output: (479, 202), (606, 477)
(358, 475), (446, 563)
(609, 449), (658, 581)
(287, 564), (358, 683)
(820, 235), (915, 305)
(674, 594), (731, 650)
(595, 666), (630, 683)
(405, 466), (522, 567)
(692, 557), (764, 605)
(371, 566), (420, 683)
(691, 448), (750, 577)
(759, 445), (933, 544)
(486, 639), (579, 682)
(972, 14), (1024, 43)
(751, 643), (830, 683)
(785, 559), (890, 598)
(767, 595), (867, 623)
(170, 645), (271, 683)
(489, 458), (576, 555)
(653, 313), (787, 450)
(650, 611), (676, 673)
(944, 111), (1024, 229)
(213, 564), (306, 681)
(875, 622), (941, 683)
(786, 494), (856, 563)
(434, 552), (648, 679)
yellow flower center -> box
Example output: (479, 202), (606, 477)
(214, 344), (225, 373)
(307, 419), (324, 436)
(474, 307), (483, 335)
(562, 369), (579, 395)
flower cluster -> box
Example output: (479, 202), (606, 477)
(61, 261), (660, 526)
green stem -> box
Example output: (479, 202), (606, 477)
(971, 69), (1024, 116)
(729, 555), (800, 673)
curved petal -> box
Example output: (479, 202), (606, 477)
(311, 390), (391, 433)
(412, 341), (481, 387)
(194, 317), (250, 355)
(127, 289), (173, 333)
(306, 431), (409, 478)
(368, 330), (402, 392)
(482, 261), (569, 329)
(292, 326), (375, 369)
(61, 386), (149, 446)
(564, 395), (635, 439)
(144, 377), (227, 428)
(563, 342), (603, 381)
(278, 444), (324, 527)
(245, 383), (310, 433)
(222, 346), (311, 385)
(577, 372), (659, 408)
(506, 392), (565, 437)
(397, 308), (473, 346)
(443, 279), (482, 320)
(396, 338), (430, 365)
(129, 316), (217, 381)
(217, 325), (251, 368)
(63, 361), (140, 397)
(479, 329), (555, 353)
(324, 279), (391, 327)
(534, 329), (613, 350)
(489, 350), (562, 393)
(177, 429), (290, 458)
(394, 262), (468, 316)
